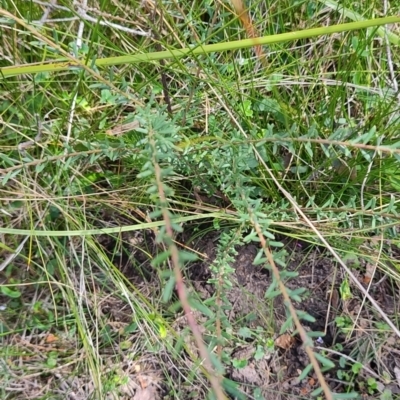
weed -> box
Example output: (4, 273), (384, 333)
(1, 1), (400, 399)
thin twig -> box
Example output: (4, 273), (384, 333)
(17, 114), (44, 151)
(24, 0), (70, 12)
(33, 17), (79, 23)
(36, 0), (56, 27)
(348, 233), (383, 339)
(75, 4), (150, 36)
(0, 234), (31, 272)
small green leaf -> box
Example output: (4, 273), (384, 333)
(339, 278), (352, 301)
(178, 251), (198, 262)
(367, 377), (377, 388)
(137, 169), (153, 178)
(188, 298), (214, 318)
(123, 322), (138, 334)
(279, 316), (293, 334)
(242, 100), (253, 117)
(46, 356), (57, 368)
(253, 387), (265, 400)
(314, 352), (335, 369)
(161, 276), (176, 303)
(254, 345), (265, 361)
(158, 323), (167, 339)
(1, 286), (21, 298)
(243, 230), (258, 242)
(296, 310), (316, 323)
(332, 392), (361, 399)
(265, 288), (281, 300)
(35, 163), (46, 173)
(351, 362), (362, 374)
(310, 387), (324, 397)
(298, 363), (314, 381)
(222, 378), (246, 400)
(120, 340), (132, 349)
(253, 249), (267, 265)
(238, 327), (253, 339)
(304, 141), (313, 158)
(253, 256), (268, 265)
(232, 358), (247, 368)
(262, 230), (275, 239)
(1, 168), (21, 186)
(379, 389), (393, 400)
(151, 250), (170, 267)
(170, 222), (183, 232)
(0, 153), (16, 166)
(269, 241), (284, 247)
(306, 331), (325, 338)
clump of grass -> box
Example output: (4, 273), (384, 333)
(1, 1), (400, 399)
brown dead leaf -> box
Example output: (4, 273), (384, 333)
(45, 334), (58, 343)
(363, 276), (371, 284)
(230, 0), (268, 67)
(275, 333), (295, 349)
(106, 120), (140, 136)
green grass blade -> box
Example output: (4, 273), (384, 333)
(1, 16), (399, 77)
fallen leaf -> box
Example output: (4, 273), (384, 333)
(275, 333), (295, 349)
(363, 276), (371, 284)
(45, 334), (58, 343)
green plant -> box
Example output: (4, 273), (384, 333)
(1, 1), (400, 399)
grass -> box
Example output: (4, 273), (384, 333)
(1, 0), (400, 399)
